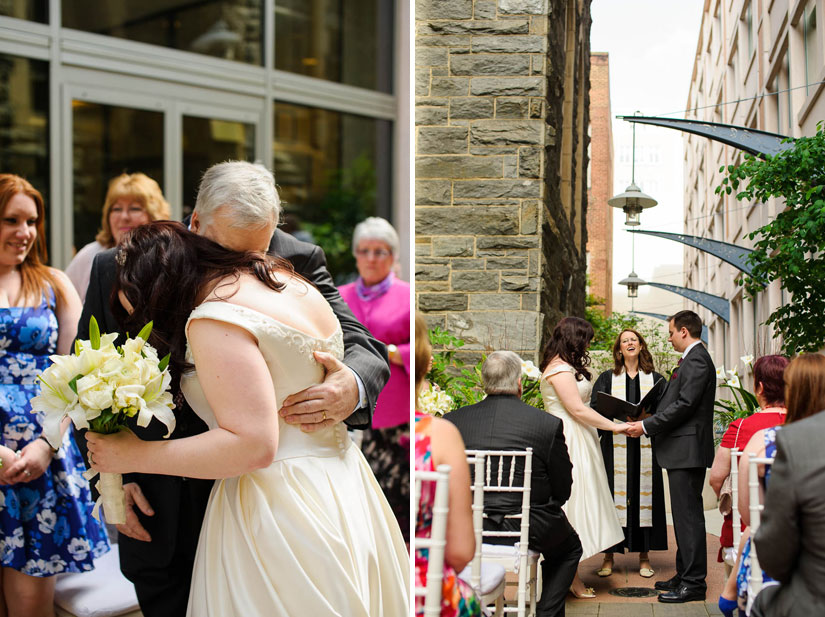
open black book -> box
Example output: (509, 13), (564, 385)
(594, 378), (666, 421)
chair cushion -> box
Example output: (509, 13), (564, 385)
(457, 562), (507, 595)
(54, 545), (140, 617)
(481, 542), (540, 572)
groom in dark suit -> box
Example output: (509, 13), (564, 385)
(627, 310), (715, 603)
(76, 164), (390, 617)
(447, 351), (582, 617)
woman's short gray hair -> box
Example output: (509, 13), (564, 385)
(352, 217), (400, 258)
(482, 351), (522, 395)
(194, 161), (281, 229)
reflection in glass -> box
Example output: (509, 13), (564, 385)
(72, 101), (163, 252)
(0, 54), (49, 239)
(182, 116), (255, 217)
(273, 102), (391, 282)
(0, 1), (47, 22)
(62, 1), (262, 65)
(275, 0), (393, 93)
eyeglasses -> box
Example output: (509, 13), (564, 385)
(355, 248), (391, 259)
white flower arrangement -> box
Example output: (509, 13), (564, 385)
(418, 383), (454, 417)
(31, 318), (175, 524)
(520, 359), (541, 381)
(740, 354), (754, 369)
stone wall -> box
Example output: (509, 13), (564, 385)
(415, 0), (592, 363)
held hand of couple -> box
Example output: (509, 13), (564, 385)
(279, 351), (358, 433)
(86, 429), (142, 474)
(624, 421), (646, 438)
(117, 482), (154, 543)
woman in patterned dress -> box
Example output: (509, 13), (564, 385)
(414, 312), (480, 617)
(0, 175), (108, 617)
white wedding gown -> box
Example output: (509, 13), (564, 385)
(541, 363), (624, 560)
(180, 302), (409, 616)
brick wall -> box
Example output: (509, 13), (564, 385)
(415, 0), (592, 363)
(586, 52), (613, 314)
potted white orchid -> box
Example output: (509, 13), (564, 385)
(31, 317), (176, 524)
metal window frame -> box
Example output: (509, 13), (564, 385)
(0, 0), (404, 269)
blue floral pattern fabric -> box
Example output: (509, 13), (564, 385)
(0, 292), (109, 576)
(735, 425), (781, 615)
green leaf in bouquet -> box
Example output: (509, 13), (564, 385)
(136, 321), (154, 342)
(74, 339), (82, 356)
(89, 316), (101, 350)
(158, 353), (171, 372)
(68, 374), (83, 395)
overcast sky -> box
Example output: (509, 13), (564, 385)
(590, 0), (705, 315)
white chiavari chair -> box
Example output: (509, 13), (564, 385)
(459, 454), (506, 615)
(746, 453), (775, 610)
(466, 448), (538, 617)
(731, 447), (742, 549)
(415, 464), (451, 617)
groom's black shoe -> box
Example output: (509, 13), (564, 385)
(657, 585), (705, 603)
(653, 575), (681, 592)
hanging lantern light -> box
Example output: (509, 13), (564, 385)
(618, 271), (647, 298)
(609, 112), (658, 226)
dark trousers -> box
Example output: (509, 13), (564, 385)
(667, 467), (707, 593)
(486, 508), (582, 617)
(119, 476), (213, 617)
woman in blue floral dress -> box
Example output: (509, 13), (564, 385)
(0, 175), (108, 617)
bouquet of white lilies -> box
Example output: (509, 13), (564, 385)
(31, 317), (176, 524)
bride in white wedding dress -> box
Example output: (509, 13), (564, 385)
(86, 220), (409, 616)
(540, 317), (627, 598)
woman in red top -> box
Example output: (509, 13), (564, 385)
(708, 354), (789, 570)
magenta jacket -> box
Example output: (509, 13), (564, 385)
(338, 278), (411, 429)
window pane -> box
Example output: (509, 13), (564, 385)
(275, 0), (393, 93)
(62, 1), (263, 65)
(273, 102), (391, 282)
(182, 115), (255, 217)
(0, 54), (49, 242)
(72, 101), (164, 252)
(0, 1), (47, 22)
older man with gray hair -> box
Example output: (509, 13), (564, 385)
(76, 160), (389, 617)
(447, 351), (582, 617)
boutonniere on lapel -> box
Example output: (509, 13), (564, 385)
(670, 358), (683, 380)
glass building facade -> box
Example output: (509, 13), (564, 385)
(0, 0), (408, 281)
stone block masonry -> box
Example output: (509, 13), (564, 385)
(415, 0), (592, 364)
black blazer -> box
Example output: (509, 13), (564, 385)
(753, 411), (825, 617)
(445, 394), (572, 515)
(642, 343), (715, 469)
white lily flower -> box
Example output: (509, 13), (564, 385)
(726, 374), (741, 389)
(741, 354), (754, 368)
(521, 360), (541, 380)
(715, 365), (726, 380)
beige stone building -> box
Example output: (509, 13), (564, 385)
(684, 0), (824, 371)
(415, 0), (592, 363)
(586, 51), (613, 315)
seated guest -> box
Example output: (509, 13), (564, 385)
(446, 351), (582, 617)
(709, 355), (789, 574)
(749, 354), (825, 617)
(414, 312), (480, 617)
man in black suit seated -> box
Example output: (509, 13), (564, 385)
(751, 408), (825, 617)
(75, 162), (390, 617)
(627, 309), (716, 603)
(446, 351), (582, 617)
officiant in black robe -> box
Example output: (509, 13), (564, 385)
(590, 328), (667, 577)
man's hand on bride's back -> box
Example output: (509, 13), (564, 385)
(117, 482), (154, 542)
(280, 351), (359, 432)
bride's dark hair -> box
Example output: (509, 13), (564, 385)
(539, 316), (595, 381)
(112, 221), (293, 380)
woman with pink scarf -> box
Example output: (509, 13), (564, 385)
(339, 217), (410, 540)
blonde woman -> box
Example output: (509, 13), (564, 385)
(65, 173), (170, 301)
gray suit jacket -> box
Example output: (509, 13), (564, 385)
(642, 342), (715, 469)
(753, 410), (825, 617)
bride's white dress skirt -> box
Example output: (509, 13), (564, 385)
(541, 364), (624, 561)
